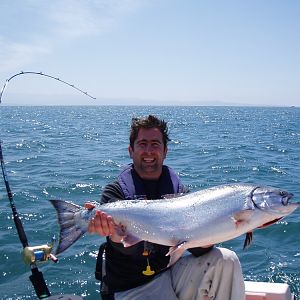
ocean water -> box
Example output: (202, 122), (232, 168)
(0, 105), (299, 299)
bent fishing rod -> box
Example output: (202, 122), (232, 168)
(0, 71), (96, 103)
(0, 71), (95, 298)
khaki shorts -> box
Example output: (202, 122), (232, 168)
(115, 247), (245, 300)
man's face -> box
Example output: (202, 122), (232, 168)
(128, 127), (168, 180)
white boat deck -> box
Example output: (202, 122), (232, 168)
(245, 281), (295, 300)
(46, 281), (296, 299)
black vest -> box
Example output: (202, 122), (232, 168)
(96, 164), (185, 295)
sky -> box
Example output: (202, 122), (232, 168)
(0, 0), (299, 106)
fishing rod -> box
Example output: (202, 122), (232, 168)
(0, 71), (95, 299)
(0, 71), (96, 103)
(0, 141), (53, 298)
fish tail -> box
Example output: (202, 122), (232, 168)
(50, 199), (87, 254)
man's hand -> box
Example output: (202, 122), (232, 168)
(85, 203), (122, 243)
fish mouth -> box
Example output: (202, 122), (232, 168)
(258, 217), (283, 228)
(281, 191), (294, 206)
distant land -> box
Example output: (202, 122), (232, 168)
(0, 93), (299, 107)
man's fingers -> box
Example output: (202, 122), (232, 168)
(106, 215), (116, 236)
(89, 210), (115, 236)
(97, 211), (114, 236)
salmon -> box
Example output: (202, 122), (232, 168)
(50, 183), (299, 266)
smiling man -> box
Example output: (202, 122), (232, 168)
(89, 115), (245, 300)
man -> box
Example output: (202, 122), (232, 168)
(88, 115), (245, 300)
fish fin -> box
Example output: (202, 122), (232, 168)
(121, 234), (143, 247)
(166, 241), (187, 267)
(243, 231), (253, 249)
(232, 210), (254, 227)
(50, 199), (87, 254)
(114, 223), (127, 237)
(113, 223), (142, 247)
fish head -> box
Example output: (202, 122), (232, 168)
(251, 186), (300, 217)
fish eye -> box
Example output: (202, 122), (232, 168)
(279, 191), (286, 196)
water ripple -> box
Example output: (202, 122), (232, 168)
(0, 106), (299, 298)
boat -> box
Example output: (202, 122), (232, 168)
(245, 281), (295, 300)
(45, 281), (295, 299)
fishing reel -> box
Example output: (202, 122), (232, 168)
(22, 236), (58, 264)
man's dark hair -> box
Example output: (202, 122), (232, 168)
(129, 115), (170, 149)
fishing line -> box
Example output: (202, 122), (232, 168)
(0, 71), (95, 299)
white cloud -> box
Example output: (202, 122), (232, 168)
(49, 1), (107, 38)
(48, 0), (145, 38)
(0, 0), (145, 72)
(0, 38), (50, 72)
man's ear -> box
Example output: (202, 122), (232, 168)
(128, 145), (133, 158)
(163, 146), (168, 159)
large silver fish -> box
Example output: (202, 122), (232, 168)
(50, 183), (299, 266)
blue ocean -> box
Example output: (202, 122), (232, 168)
(0, 105), (299, 299)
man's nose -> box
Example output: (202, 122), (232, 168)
(145, 144), (153, 153)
